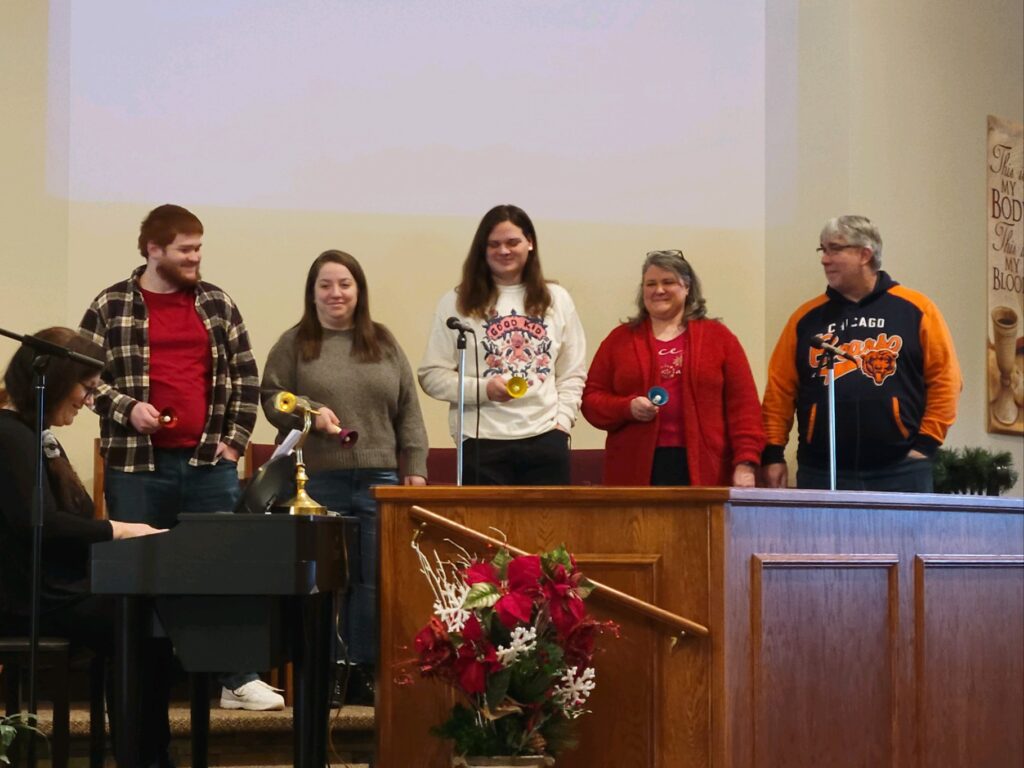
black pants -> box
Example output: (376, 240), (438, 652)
(461, 429), (571, 485)
(651, 447), (691, 486)
(2, 596), (174, 765)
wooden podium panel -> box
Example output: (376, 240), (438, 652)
(375, 487), (1023, 768)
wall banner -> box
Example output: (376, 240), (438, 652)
(987, 114), (1024, 435)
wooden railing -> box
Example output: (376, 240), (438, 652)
(409, 504), (709, 637)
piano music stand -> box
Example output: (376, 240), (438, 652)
(234, 452), (296, 515)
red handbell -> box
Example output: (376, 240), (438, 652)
(159, 407), (178, 429)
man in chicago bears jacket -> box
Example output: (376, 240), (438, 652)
(761, 215), (961, 492)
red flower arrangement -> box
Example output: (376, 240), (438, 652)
(411, 541), (617, 760)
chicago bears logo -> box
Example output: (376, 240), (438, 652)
(810, 332), (903, 385)
(860, 348), (898, 385)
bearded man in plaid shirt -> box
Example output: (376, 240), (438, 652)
(79, 203), (285, 712)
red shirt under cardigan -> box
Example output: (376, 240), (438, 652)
(581, 318), (765, 486)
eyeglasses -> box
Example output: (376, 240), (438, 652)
(647, 249), (687, 261)
(816, 243), (861, 255)
(81, 382), (101, 400)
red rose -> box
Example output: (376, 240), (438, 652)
(465, 560), (500, 586)
(563, 621), (597, 669)
(495, 590), (535, 628)
(507, 555), (543, 595)
(544, 563), (586, 636)
(453, 615), (502, 695)
(415, 617), (456, 676)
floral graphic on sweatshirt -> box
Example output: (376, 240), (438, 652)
(482, 310), (552, 386)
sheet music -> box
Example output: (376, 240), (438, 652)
(271, 429), (303, 460)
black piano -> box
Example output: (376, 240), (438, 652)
(91, 513), (352, 768)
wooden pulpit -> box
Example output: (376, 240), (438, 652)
(375, 486), (1023, 768)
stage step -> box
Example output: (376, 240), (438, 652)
(20, 703), (374, 767)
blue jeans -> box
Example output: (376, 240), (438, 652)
(105, 448), (256, 690)
(306, 468), (398, 666)
(797, 456), (935, 493)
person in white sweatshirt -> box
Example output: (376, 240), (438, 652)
(418, 204), (587, 484)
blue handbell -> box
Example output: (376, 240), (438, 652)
(647, 386), (669, 406)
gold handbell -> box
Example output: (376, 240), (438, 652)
(283, 461), (327, 516)
(272, 395), (328, 515)
(506, 376), (529, 398)
(274, 391), (298, 413)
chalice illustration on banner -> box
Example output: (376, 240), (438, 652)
(991, 305), (1021, 425)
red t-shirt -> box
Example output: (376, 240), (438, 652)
(654, 331), (687, 447)
(141, 288), (211, 449)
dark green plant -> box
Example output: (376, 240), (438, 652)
(987, 451), (1020, 496)
(933, 446), (1019, 495)
(0, 713), (46, 765)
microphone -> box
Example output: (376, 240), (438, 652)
(811, 334), (859, 363)
(446, 316), (474, 333)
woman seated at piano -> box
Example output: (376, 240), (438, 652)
(0, 327), (173, 768)
(260, 250), (429, 705)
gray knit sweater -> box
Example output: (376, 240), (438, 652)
(260, 327), (429, 478)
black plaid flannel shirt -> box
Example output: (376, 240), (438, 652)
(79, 265), (259, 472)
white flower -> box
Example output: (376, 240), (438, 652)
(553, 666), (596, 719)
(434, 590), (471, 634)
(413, 539), (471, 633)
(495, 625), (538, 667)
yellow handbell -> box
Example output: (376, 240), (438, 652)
(274, 391), (298, 413)
(506, 376), (529, 398)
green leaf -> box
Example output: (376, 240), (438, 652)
(486, 667), (513, 711)
(542, 544), (573, 571)
(540, 713), (579, 755)
(463, 582), (501, 610)
(490, 548), (513, 577)
(575, 576), (596, 600)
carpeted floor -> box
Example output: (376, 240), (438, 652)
(22, 703), (375, 767)
(27, 702), (374, 736)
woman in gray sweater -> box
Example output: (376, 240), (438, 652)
(260, 250), (428, 705)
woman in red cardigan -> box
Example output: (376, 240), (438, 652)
(582, 250), (764, 486)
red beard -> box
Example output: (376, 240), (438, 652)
(156, 260), (201, 289)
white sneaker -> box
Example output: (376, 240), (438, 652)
(219, 679), (285, 711)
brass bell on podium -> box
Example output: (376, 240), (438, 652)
(272, 391), (327, 516)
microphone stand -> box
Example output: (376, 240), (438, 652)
(454, 329), (468, 486)
(0, 327), (105, 755)
(812, 335), (858, 491)
(819, 347), (839, 491)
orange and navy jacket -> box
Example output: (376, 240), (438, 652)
(761, 272), (961, 471)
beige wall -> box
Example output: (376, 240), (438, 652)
(2, 0), (1021, 496)
(766, 0), (1024, 492)
(0, 2), (69, 337)
(64, 204), (766, 451)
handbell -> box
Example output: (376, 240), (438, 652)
(647, 386), (669, 406)
(159, 407), (178, 428)
(329, 425), (359, 447)
(274, 391), (299, 414)
(506, 376), (529, 398)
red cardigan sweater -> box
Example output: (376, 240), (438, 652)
(581, 318), (765, 486)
